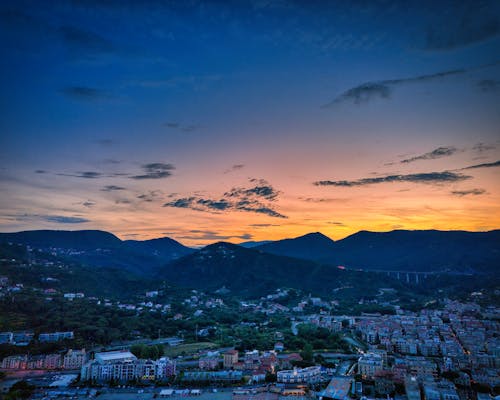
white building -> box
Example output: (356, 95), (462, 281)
(63, 349), (87, 369)
(277, 366), (322, 384)
(81, 351), (175, 382)
(39, 331), (74, 342)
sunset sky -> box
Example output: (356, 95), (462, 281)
(1, 0), (499, 246)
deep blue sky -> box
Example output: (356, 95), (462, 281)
(1, 0), (499, 244)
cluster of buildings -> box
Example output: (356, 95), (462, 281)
(353, 302), (499, 387)
(186, 349), (307, 384)
(0, 331), (35, 346)
(0, 275), (25, 295)
(198, 349), (302, 382)
(240, 292), (344, 316)
(0, 330), (74, 345)
(302, 314), (353, 332)
(80, 350), (176, 382)
(1, 349), (86, 370)
(336, 301), (500, 398)
(403, 376), (460, 400)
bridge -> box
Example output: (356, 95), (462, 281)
(339, 266), (472, 284)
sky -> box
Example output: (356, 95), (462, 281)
(1, 0), (499, 246)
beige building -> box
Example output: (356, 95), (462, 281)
(223, 349), (238, 368)
(358, 353), (384, 378)
(63, 349), (87, 369)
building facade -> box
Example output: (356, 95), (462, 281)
(80, 351), (175, 382)
(277, 366), (322, 384)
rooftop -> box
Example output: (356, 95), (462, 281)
(95, 350), (137, 363)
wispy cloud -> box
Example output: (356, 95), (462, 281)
(314, 171), (470, 187)
(129, 74), (222, 89)
(401, 146), (458, 164)
(130, 163), (175, 180)
(58, 25), (116, 59)
(61, 86), (112, 101)
(179, 230), (253, 242)
(101, 185), (126, 191)
(164, 179), (287, 218)
(10, 213), (91, 224)
(248, 223), (280, 227)
(325, 83), (391, 106)
(95, 138), (116, 146)
(115, 198), (132, 205)
(224, 164), (245, 174)
(58, 171), (103, 179)
(424, 4), (500, 51)
(163, 121), (200, 133)
(137, 190), (163, 202)
(323, 68), (465, 107)
(101, 159), (122, 166)
(165, 197), (196, 209)
(477, 79), (500, 92)
(327, 221), (346, 226)
(461, 160), (500, 170)
(472, 142), (497, 153)
(300, 197), (350, 203)
(451, 188), (486, 196)
(225, 178), (280, 201)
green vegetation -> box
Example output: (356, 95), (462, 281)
(0, 244), (151, 299)
(130, 343), (165, 359)
(163, 342), (216, 357)
(290, 324), (352, 353)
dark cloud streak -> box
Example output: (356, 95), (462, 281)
(451, 188), (486, 196)
(101, 185), (126, 191)
(130, 163), (175, 180)
(314, 171), (470, 187)
(58, 171), (103, 179)
(44, 215), (90, 223)
(324, 68), (466, 107)
(401, 146), (458, 164)
(61, 86), (112, 101)
(461, 160), (500, 170)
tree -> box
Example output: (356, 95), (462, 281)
(265, 372), (277, 383)
(5, 380), (34, 400)
(301, 343), (313, 362)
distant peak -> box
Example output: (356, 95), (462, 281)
(204, 241), (237, 250)
(297, 232), (334, 242)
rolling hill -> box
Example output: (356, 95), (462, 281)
(158, 241), (403, 297)
(0, 230), (194, 273)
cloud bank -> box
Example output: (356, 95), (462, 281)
(164, 179), (287, 218)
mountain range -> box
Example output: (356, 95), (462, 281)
(1, 228), (499, 276)
(253, 230), (500, 273)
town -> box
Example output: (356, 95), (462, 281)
(1, 272), (499, 400)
